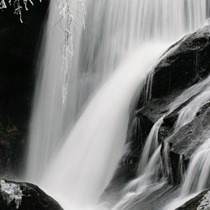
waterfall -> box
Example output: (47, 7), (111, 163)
(41, 43), (167, 209)
(161, 76), (210, 209)
(25, 0), (209, 209)
(138, 117), (164, 171)
(162, 136), (210, 210)
(113, 74), (210, 210)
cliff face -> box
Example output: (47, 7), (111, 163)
(124, 26), (210, 183)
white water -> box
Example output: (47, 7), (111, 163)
(138, 117), (164, 171)
(41, 44), (167, 210)
(175, 85), (210, 130)
(113, 62), (210, 210)
(162, 137), (210, 210)
(26, 0), (208, 182)
(25, 0), (209, 209)
(112, 146), (167, 210)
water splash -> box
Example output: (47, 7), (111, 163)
(114, 58), (210, 210)
(41, 44), (167, 209)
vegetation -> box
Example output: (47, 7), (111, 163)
(0, 0), (42, 22)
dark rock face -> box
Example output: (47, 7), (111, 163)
(0, 179), (63, 210)
(175, 190), (210, 210)
(164, 102), (210, 184)
(168, 102), (210, 159)
(151, 26), (210, 99)
(0, 2), (49, 176)
(125, 26), (210, 183)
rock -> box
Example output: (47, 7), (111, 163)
(168, 102), (210, 159)
(175, 190), (210, 210)
(160, 102), (210, 184)
(135, 25), (210, 145)
(0, 179), (63, 210)
(151, 26), (210, 99)
(125, 25), (210, 183)
(125, 183), (177, 210)
(137, 26), (210, 107)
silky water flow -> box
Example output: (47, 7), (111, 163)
(25, 0), (209, 209)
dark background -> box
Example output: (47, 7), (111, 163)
(0, 0), (49, 131)
(0, 1), (49, 177)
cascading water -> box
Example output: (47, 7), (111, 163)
(41, 43), (167, 210)
(162, 135), (210, 210)
(25, 0), (209, 209)
(112, 74), (210, 210)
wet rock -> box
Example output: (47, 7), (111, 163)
(151, 26), (210, 99)
(158, 94), (198, 143)
(175, 190), (210, 210)
(125, 25), (210, 184)
(125, 183), (178, 210)
(164, 102), (210, 184)
(127, 90), (181, 156)
(125, 88), (184, 171)
(169, 103), (210, 159)
(0, 179), (63, 210)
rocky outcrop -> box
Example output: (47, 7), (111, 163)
(0, 179), (63, 210)
(175, 190), (210, 210)
(137, 26), (210, 108)
(151, 26), (210, 99)
(126, 25), (210, 183)
(165, 102), (210, 184)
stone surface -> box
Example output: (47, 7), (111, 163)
(125, 25), (210, 184)
(0, 179), (63, 210)
(175, 190), (210, 210)
(166, 102), (210, 184)
(151, 26), (210, 99)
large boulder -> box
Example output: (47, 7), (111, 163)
(163, 102), (210, 184)
(137, 25), (210, 108)
(151, 25), (210, 99)
(0, 179), (63, 210)
(125, 25), (210, 183)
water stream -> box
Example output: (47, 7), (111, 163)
(113, 74), (210, 210)
(25, 0), (209, 209)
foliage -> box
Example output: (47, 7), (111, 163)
(5, 118), (18, 132)
(0, 0), (42, 22)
